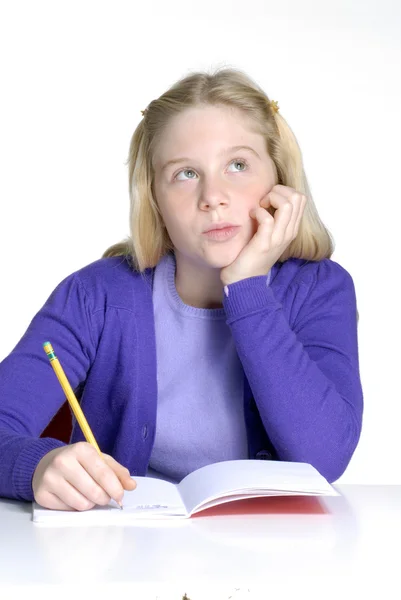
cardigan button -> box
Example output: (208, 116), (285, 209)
(256, 450), (272, 460)
(142, 425), (148, 440)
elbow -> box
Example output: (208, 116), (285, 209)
(314, 455), (351, 484)
(278, 420), (362, 484)
(307, 426), (362, 484)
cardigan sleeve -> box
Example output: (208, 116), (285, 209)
(0, 272), (97, 500)
(223, 259), (363, 482)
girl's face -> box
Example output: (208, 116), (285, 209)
(152, 104), (277, 271)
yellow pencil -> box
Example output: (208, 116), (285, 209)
(43, 341), (123, 509)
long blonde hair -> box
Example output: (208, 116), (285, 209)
(103, 68), (334, 271)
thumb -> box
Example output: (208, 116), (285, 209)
(102, 454), (137, 491)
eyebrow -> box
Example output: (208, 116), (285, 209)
(160, 145), (261, 173)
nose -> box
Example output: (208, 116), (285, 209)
(198, 177), (229, 210)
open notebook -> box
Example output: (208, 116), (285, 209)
(32, 459), (339, 525)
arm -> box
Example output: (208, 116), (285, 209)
(223, 259), (363, 482)
(0, 273), (97, 500)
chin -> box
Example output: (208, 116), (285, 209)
(202, 244), (244, 270)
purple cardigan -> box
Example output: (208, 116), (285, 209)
(0, 255), (363, 500)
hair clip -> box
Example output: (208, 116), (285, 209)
(270, 100), (279, 114)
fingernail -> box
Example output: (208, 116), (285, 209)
(114, 497), (124, 509)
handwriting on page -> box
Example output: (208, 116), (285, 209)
(134, 504), (169, 509)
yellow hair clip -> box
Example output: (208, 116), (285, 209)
(270, 100), (279, 114)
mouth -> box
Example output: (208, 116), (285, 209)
(203, 221), (239, 232)
(202, 225), (241, 242)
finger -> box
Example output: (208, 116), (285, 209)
(270, 184), (297, 198)
(266, 191), (294, 244)
(293, 194), (307, 235)
(269, 186), (305, 226)
(259, 191), (272, 209)
(35, 489), (75, 511)
(49, 444), (114, 506)
(283, 192), (306, 239)
(260, 185), (297, 216)
(251, 206), (274, 228)
(248, 207), (274, 251)
(103, 454), (137, 490)
(77, 452), (127, 504)
(36, 490), (81, 511)
(48, 478), (97, 511)
(269, 190), (306, 241)
(267, 189), (295, 211)
(61, 459), (113, 506)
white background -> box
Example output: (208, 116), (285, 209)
(0, 0), (400, 484)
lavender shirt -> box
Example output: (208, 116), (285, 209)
(148, 253), (270, 481)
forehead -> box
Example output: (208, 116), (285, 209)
(153, 105), (263, 166)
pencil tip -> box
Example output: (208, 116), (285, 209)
(118, 501), (124, 510)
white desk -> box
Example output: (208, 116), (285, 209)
(0, 485), (400, 599)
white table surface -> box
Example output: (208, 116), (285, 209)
(1, 485), (400, 599)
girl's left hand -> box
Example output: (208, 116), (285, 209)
(220, 184), (307, 286)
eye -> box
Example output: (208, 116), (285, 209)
(175, 169), (197, 181)
(173, 158), (249, 181)
(228, 159), (248, 172)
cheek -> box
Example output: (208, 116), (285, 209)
(161, 204), (193, 242)
(239, 192), (263, 237)
(243, 183), (272, 216)
(239, 208), (258, 239)
(241, 189), (260, 214)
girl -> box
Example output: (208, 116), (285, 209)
(0, 68), (363, 511)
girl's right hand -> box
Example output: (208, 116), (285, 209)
(32, 442), (137, 511)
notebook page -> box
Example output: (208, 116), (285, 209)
(117, 476), (185, 512)
(178, 459), (338, 515)
(32, 476), (186, 525)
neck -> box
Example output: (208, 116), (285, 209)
(173, 253), (224, 309)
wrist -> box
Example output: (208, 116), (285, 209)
(221, 271), (269, 287)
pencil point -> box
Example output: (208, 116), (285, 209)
(118, 501), (124, 510)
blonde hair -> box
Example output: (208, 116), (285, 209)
(103, 68), (334, 271)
